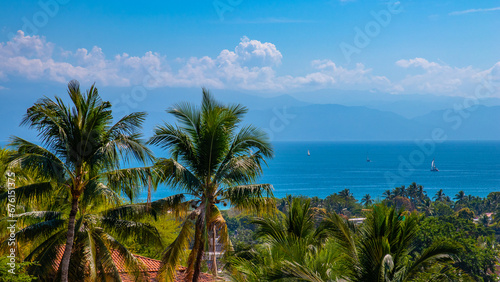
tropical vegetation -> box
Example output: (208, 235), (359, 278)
(0, 81), (499, 282)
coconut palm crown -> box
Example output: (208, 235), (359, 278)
(8, 80), (153, 282)
(148, 88), (274, 281)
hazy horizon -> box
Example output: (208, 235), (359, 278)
(1, 0), (498, 141)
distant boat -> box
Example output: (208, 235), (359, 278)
(307, 150), (310, 156)
(366, 155), (371, 162)
(431, 159), (439, 171)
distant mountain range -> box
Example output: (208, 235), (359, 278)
(1, 85), (499, 143)
(246, 103), (500, 141)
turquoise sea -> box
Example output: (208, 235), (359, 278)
(2, 140), (499, 202)
(145, 141), (500, 202)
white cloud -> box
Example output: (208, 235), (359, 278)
(0, 31), (498, 97)
(234, 36), (282, 67)
(449, 7), (500, 16)
(394, 58), (499, 97)
(0, 32), (392, 93)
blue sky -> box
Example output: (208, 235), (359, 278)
(0, 0), (499, 142)
(1, 0), (499, 95)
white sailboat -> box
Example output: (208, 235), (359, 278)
(307, 150), (310, 156)
(430, 159), (439, 171)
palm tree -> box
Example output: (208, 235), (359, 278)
(433, 189), (446, 202)
(339, 188), (353, 201)
(407, 182), (418, 204)
(419, 199), (434, 216)
(148, 89), (274, 281)
(8, 80), (152, 282)
(454, 190), (466, 204)
(2, 185), (164, 281)
(361, 194), (373, 207)
(232, 204), (459, 281)
(393, 185), (407, 198)
(416, 184), (427, 203)
(383, 189), (392, 200)
(227, 198), (343, 282)
(319, 204), (459, 281)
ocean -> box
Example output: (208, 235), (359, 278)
(257, 141), (500, 201)
(144, 141), (500, 202)
(3, 140), (499, 202)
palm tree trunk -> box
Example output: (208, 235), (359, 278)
(60, 197), (79, 282)
(192, 236), (205, 282)
(211, 225), (217, 277)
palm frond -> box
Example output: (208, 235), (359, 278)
(79, 181), (121, 212)
(100, 217), (163, 249)
(223, 184), (275, 213)
(0, 182), (54, 205)
(269, 260), (325, 282)
(209, 205), (232, 254)
(403, 242), (460, 280)
(104, 166), (151, 202)
(8, 137), (69, 182)
(158, 216), (195, 282)
(154, 158), (201, 194)
(103, 194), (187, 220)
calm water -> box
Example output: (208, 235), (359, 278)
(143, 141), (500, 202)
(3, 141), (498, 202)
(256, 141), (500, 201)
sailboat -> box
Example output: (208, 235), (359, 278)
(307, 150), (310, 156)
(430, 159), (439, 171)
(366, 155), (371, 162)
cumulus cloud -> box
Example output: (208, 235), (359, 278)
(0, 32), (393, 92)
(1, 31), (498, 97)
(394, 58), (499, 97)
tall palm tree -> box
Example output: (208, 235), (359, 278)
(361, 194), (373, 207)
(8, 80), (152, 282)
(148, 89), (274, 281)
(433, 189), (446, 202)
(2, 184), (163, 281)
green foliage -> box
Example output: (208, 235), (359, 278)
(121, 213), (181, 259)
(434, 202), (454, 217)
(0, 257), (35, 282)
(277, 190), (364, 218)
(226, 201), (460, 282)
(414, 214), (497, 280)
(457, 208), (475, 221)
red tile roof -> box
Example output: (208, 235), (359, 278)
(52, 246), (217, 281)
